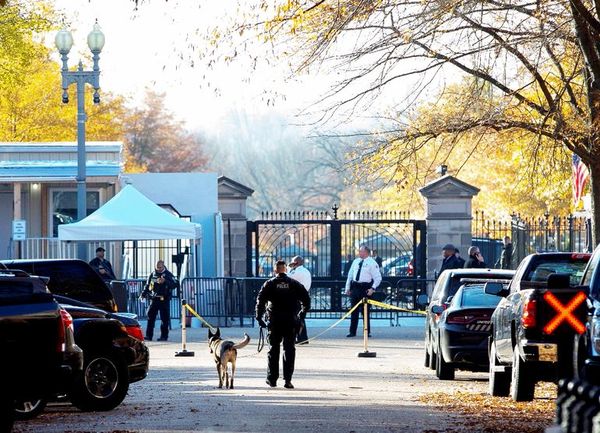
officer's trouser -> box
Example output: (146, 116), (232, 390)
(267, 325), (296, 383)
(146, 299), (170, 340)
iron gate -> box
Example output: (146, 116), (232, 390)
(246, 210), (426, 279)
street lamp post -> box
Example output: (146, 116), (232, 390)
(55, 22), (105, 259)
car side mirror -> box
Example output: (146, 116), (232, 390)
(485, 282), (508, 297)
(431, 305), (445, 315)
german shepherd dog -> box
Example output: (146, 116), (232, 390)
(208, 328), (250, 389)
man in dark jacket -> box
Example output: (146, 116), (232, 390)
(89, 247), (116, 282)
(256, 260), (311, 389)
(464, 246), (487, 268)
(500, 236), (513, 269)
(438, 244), (462, 275)
(140, 260), (177, 341)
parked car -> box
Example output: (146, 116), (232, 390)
(1, 259), (118, 312)
(14, 295), (149, 417)
(3, 259), (150, 417)
(0, 269), (83, 429)
(381, 254), (412, 277)
(430, 280), (507, 380)
(573, 244), (600, 385)
(424, 268), (515, 371)
(487, 252), (591, 401)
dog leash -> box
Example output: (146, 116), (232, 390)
(257, 326), (266, 353)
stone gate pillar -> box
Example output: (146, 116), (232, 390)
(218, 176), (254, 277)
(419, 175), (480, 281)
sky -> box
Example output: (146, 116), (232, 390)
(50, 0), (337, 132)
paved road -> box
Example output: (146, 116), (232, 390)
(14, 324), (492, 433)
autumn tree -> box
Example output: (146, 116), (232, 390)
(203, 110), (353, 216)
(123, 89), (208, 173)
(194, 0), (600, 243)
(0, 1), (126, 142)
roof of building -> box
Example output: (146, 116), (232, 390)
(218, 175), (254, 198)
(0, 142), (122, 153)
(0, 141), (122, 181)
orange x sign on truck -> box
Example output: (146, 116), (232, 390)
(542, 291), (587, 335)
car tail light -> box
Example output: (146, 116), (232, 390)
(447, 313), (473, 324)
(125, 325), (145, 341)
(521, 298), (537, 328)
(446, 311), (490, 325)
(57, 308), (74, 352)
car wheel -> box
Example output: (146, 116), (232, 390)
(70, 352), (129, 411)
(510, 344), (535, 401)
(14, 399), (47, 420)
(424, 347), (431, 368)
(489, 340), (510, 397)
(572, 334), (588, 381)
(436, 337), (455, 380)
(0, 393), (14, 433)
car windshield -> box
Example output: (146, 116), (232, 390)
(458, 285), (502, 308)
(523, 257), (589, 286)
(449, 272), (513, 297)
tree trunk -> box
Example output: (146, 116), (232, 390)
(589, 161), (600, 249)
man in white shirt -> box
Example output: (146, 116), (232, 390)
(288, 255), (312, 344)
(344, 245), (382, 337)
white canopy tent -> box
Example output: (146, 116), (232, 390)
(58, 185), (202, 276)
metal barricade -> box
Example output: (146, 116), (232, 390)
(180, 277), (255, 327)
(125, 279), (147, 318)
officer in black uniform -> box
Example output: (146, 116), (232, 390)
(256, 260), (310, 389)
(140, 260), (177, 341)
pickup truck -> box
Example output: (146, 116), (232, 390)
(5, 259), (149, 418)
(0, 269), (83, 432)
(486, 252), (590, 401)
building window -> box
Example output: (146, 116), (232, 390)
(50, 190), (101, 237)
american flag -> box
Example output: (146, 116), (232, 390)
(572, 154), (590, 206)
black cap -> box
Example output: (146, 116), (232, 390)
(96, 247), (105, 253)
(442, 243), (455, 251)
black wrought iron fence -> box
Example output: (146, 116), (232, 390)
(473, 211), (592, 268)
(123, 276), (427, 326)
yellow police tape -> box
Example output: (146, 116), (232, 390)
(182, 298), (425, 349)
(298, 299), (363, 345)
(183, 303), (217, 332)
(367, 298), (427, 315)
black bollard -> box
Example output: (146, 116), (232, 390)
(562, 381), (583, 433)
(557, 379), (571, 426)
(580, 387), (600, 433)
(569, 383), (594, 433)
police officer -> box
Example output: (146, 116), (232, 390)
(256, 260), (310, 389)
(140, 260), (177, 341)
(345, 245), (382, 338)
(288, 255), (312, 344)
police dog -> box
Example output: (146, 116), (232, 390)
(208, 328), (250, 389)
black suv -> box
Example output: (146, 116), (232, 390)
(424, 268), (515, 370)
(574, 245), (600, 384)
(3, 259), (149, 418)
(2, 259), (117, 312)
